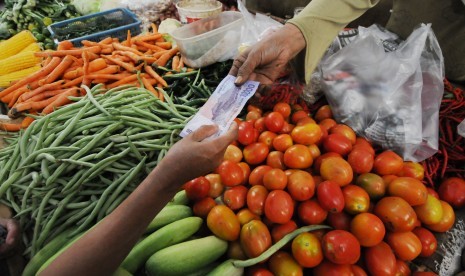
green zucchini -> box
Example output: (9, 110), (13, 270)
(145, 235), (228, 276)
(113, 267), (132, 276)
(121, 216), (202, 274)
(166, 190), (189, 206)
(145, 204), (192, 234)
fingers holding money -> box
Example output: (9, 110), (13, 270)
(189, 124), (219, 142)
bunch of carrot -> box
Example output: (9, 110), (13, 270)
(0, 24), (185, 132)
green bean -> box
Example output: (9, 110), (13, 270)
(57, 158), (94, 167)
(51, 102), (90, 147)
(6, 188), (20, 214)
(110, 129), (172, 142)
(18, 146), (79, 168)
(84, 86), (112, 117)
(69, 120), (114, 138)
(32, 187), (56, 255)
(94, 142), (114, 159)
(61, 170), (85, 192)
(162, 70), (198, 80)
(41, 159), (51, 179)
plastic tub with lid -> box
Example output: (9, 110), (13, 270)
(176, 0), (223, 24)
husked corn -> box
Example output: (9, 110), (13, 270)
(0, 65), (41, 88)
(0, 31), (37, 60)
(0, 51), (42, 76)
(20, 42), (42, 53)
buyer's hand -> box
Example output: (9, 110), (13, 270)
(229, 23), (306, 85)
(0, 218), (20, 258)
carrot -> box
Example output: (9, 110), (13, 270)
(106, 74), (140, 89)
(57, 40), (74, 50)
(10, 93), (62, 117)
(93, 65), (120, 75)
(0, 57), (61, 99)
(21, 116), (36, 128)
(144, 65), (168, 87)
(26, 88), (71, 102)
(42, 56), (52, 67)
(177, 57), (184, 71)
(8, 86), (29, 107)
(126, 30), (132, 47)
(63, 77), (83, 88)
(82, 51), (91, 87)
(113, 43), (144, 55)
(28, 81), (40, 90)
(136, 46), (149, 52)
(136, 34), (162, 42)
(151, 23), (158, 34)
(156, 86), (164, 102)
(101, 48), (114, 55)
(99, 37), (113, 45)
(141, 77), (158, 97)
(87, 51), (101, 61)
(34, 46), (101, 57)
(41, 88), (80, 114)
(39, 55), (75, 85)
(81, 40), (99, 47)
(20, 80), (65, 102)
(86, 74), (127, 81)
(172, 56), (180, 71)
(102, 55), (137, 72)
(134, 40), (166, 52)
(156, 42), (172, 50)
(0, 122), (21, 132)
(63, 58), (107, 79)
(113, 51), (142, 63)
(92, 78), (110, 84)
(155, 47), (179, 67)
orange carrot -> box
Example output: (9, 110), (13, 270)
(99, 37), (113, 45)
(113, 43), (144, 55)
(42, 56), (52, 67)
(82, 51), (91, 87)
(177, 57), (184, 71)
(81, 40), (99, 47)
(86, 74), (127, 80)
(172, 56), (180, 71)
(28, 81), (40, 90)
(136, 34), (162, 42)
(126, 30), (132, 47)
(34, 46), (102, 57)
(20, 80), (65, 102)
(155, 47), (179, 67)
(10, 93), (62, 117)
(63, 58), (107, 79)
(0, 122), (21, 132)
(92, 65), (120, 75)
(151, 23), (158, 34)
(102, 55), (137, 72)
(134, 40), (165, 52)
(91, 78), (110, 84)
(39, 55), (75, 85)
(26, 88), (71, 102)
(87, 51), (101, 61)
(63, 77), (84, 88)
(144, 65), (168, 87)
(156, 86), (164, 102)
(113, 50), (142, 63)
(7, 86), (29, 107)
(156, 42), (172, 50)
(141, 77), (158, 97)
(42, 88), (80, 114)
(57, 40), (74, 50)
(21, 116), (36, 128)
(106, 74), (140, 89)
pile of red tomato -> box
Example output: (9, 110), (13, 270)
(183, 102), (461, 276)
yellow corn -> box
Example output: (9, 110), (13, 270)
(0, 51), (42, 76)
(0, 65), (41, 88)
(19, 42), (42, 53)
(0, 31), (37, 60)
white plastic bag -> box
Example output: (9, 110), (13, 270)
(122, 0), (173, 31)
(322, 24), (444, 162)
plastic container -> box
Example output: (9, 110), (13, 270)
(48, 8), (141, 47)
(170, 11), (243, 68)
(176, 0), (223, 24)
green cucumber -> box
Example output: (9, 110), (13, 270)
(145, 235), (228, 276)
(121, 216), (202, 274)
(145, 205), (192, 234)
(166, 190), (189, 206)
(113, 267), (132, 276)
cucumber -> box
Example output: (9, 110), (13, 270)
(121, 217), (203, 274)
(166, 190), (189, 206)
(113, 267), (132, 276)
(145, 236), (228, 276)
(145, 205), (192, 234)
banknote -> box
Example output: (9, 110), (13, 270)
(180, 75), (260, 138)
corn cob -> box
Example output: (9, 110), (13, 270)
(0, 51), (42, 76)
(20, 42), (42, 53)
(0, 31), (37, 60)
(0, 65), (42, 88)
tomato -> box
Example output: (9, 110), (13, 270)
(313, 152), (341, 173)
(287, 170), (315, 201)
(354, 137), (374, 152)
(413, 194), (443, 225)
(322, 230), (360, 265)
(387, 177), (428, 206)
(263, 168), (288, 190)
(247, 104), (263, 114)
(273, 102), (292, 119)
(342, 185), (370, 215)
(425, 200), (455, 233)
(314, 105), (333, 122)
(271, 220), (298, 243)
(228, 240), (247, 260)
(319, 118), (337, 132)
(412, 227), (437, 257)
(192, 197), (217, 218)
(184, 176), (210, 201)
(224, 185), (248, 211)
(254, 117), (266, 133)
(352, 265), (368, 276)
(265, 112), (285, 133)
(364, 242), (397, 276)
(323, 133), (353, 156)
(373, 150), (404, 175)
(266, 151), (285, 169)
(298, 199), (328, 225)
(247, 110), (262, 122)
(427, 187), (440, 199)
(350, 213), (385, 247)
(398, 161), (424, 181)
(272, 134), (293, 152)
(207, 205), (240, 241)
(326, 211), (352, 231)
(383, 174), (398, 186)
(238, 162), (251, 185)
(240, 220), (272, 258)
(247, 185), (269, 216)
(246, 266), (274, 276)
(385, 231), (422, 261)
(374, 197), (418, 232)
(284, 144), (313, 169)
(292, 232), (324, 268)
(437, 177), (465, 209)
(268, 251), (303, 276)
(330, 124), (356, 145)
(243, 142), (269, 165)
(238, 121), (257, 146)
(249, 165), (273, 186)
(313, 175), (324, 187)
(264, 190), (294, 224)
(291, 123), (322, 146)
(205, 173), (224, 198)
(412, 272), (438, 276)
(224, 144), (243, 163)
(217, 160), (245, 187)
(291, 110), (309, 124)
(316, 180), (345, 213)
(320, 156), (353, 186)
(348, 147), (374, 174)
(237, 209), (261, 226)
(395, 259), (411, 276)
(258, 131), (277, 149)
(355, 173), (386, 201)
(296, 117), (316, 126)
(308, 144), (321, 159)
(313, 260), (354, 276)
(279, 121), (294, 134)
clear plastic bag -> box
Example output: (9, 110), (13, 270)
(459, 119), (465, 138)
(322, 24), (445, 162)
(122, 0), (173, 31)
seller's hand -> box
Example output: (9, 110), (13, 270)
(0, 218), (20, 259)
(230, 23), (306, 85)
(157, 123), (238, 188)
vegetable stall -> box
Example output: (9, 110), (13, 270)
(0, 1), (465, 275)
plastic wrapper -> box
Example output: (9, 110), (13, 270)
(459, 119), (465, 138)
(122, 0), (173, 31)
(321, 24), (444, 162)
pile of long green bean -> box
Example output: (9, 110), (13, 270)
(0, 84), (204, 258)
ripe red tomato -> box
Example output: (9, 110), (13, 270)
(387, 177), (428, 206)
(279, 121), (294, 134)
(364, 242), (397, 276)
(192, 197), (217, 218)
(352, 265), (368, 276)
(184, 176), (211, 201)
(243, 142), (269, 165)
(227, 240), (247, 260)
(238, 121), (257, 146)
(314, 105), (333, 122)
(374, 197), (418, 232)
(322, 230), (360, 265)
(292, 232), (324, 268)
(326, 211), (352, 231)
(437, 177), (465, 209)
(273, 102), (292, 119)
(246, 110), (262, 122)
(249, 165), (272, 186)
(205, 173), (224, 198)
(266, 151), (285, 169)
(224, 144), (243, 163)
(427, 187), (440, 199)
(284, 144), (313, 169)
(263, 168), (287, 190)
(329, 124), (356, 145)
(265, 112), (285, 133)
(425, 200), (455, 233)
(238, 162), (251, 185)
(240, 220), (272, 258)
(291, 123), (322, 145)
(316, 180), (345, 213)
(319, 118), (337, 132)
(247, 104), (263, 114)
(268, 251), (303, 276)
(342, 185), (370, 215)
(350, 213), (385, 247)
(247, 185), (269, 216)
(271, 220), (298, 243)
(373, 150), (404, 175)
(320, 156), (353, 186)
(348, 147), (374, 174)
(313, 152), (341, 172)
(223, 185), (248, 211)
(291, 110), (309, 124)
(236, 208), (260, 226)
(217, 160), (245, 187)
(297, 199), (328, 225)
(207, 205), (240, 241)
(272, 134), (293, 152)
(254, 117), (266, 133)
(395, 259), (411, 276)
(313, 260), (354, 276)
(287, 170), (315, 201)
(258, 131), (277, 149)
(296, 117), (316, 126)
(246, 266), (274, 276)
(413, 194), (443, 225)
(398, 161), (425, 181)
(264, 190), (294, 224)
(412, 227), (437, 257)
(412, 272), (438, 276)
(385, 231), (422, 261)
(308, 144), (321, 159)
(355, 173), (386, 201)
(323, 133), (353, 156)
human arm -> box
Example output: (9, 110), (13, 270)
(0, 218), (20, 258)
(39, 124), (238, 276)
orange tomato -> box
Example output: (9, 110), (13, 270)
(291, 110), (309, 124)
(269, 251), (303, 276)
(342, 185), (370, 215)
(355, 173), (386, 201)
(313, 260), (354, 276)
(291, 123), (322, 145)
(264, 190), (294, 224)
(398, 161), (424, 181)
(207, 205), (240, 241)
(263, 168), (287, 190)
(192, 197), (217, 218)
(395, 259), (412, 276)
(237, 208), (261, 226)
(258, 131), (278, 149)
(271, 220), (298, 243)
(424, 200), (455, 233)
(350, 213), (385, 247)
(265, 112), (285, 133)
(254, 117), (266, 133)
(320, 156), (353, 186)
(298, 199), (328, 225)
(205, 173), (224, 198)
(266, 151), (285, 169)
(284, 144), (313, 169)
(373, 150), (404, 175)
(240, 220), (272, 258)
(329, 124), (356, 145)
(374, 197), (418, 232)
(272, 134), (293, 152)
(223, 185), (248, 211)
(217, 160), (244, 187)
(296, 117), (316, 126)
(323, 133), (353, 156)
(249, 165), (273, 186)
(273, 102), (292, 119)
(287, 170), (315, 201)
(319, 118), (337, 132)
(246, 110), (262, 122)
(246, 185), (269, 216)
(348, 147), (374, 174)
(238, 162), (251, 185)
(243, 142), (269, 165)
(224, 144), (243, 163)
(314, 105), (333, 122)
(385, 231), (422, 261)
(292, 232), (324, 268)
(364, 242), (397, 276)
(322, 230), (361, 265)
(308, 144), (321, 159)
(387, 177), (428, 206)
(412, 227), (437, 257)
(413, 194), (443, 225)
